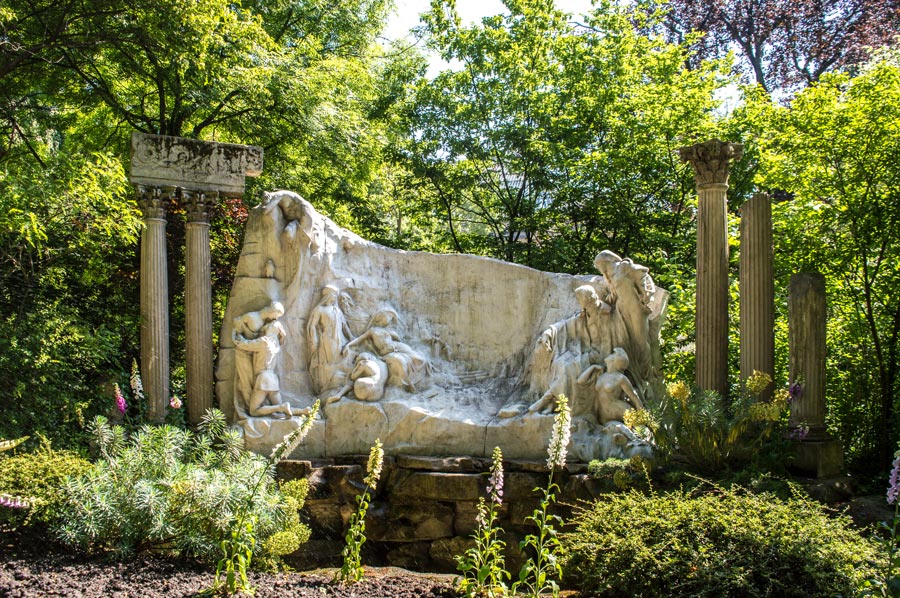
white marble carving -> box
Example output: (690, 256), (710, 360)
(232, 301), (293, 419)
(216, 190), (667, 462)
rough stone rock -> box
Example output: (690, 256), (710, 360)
(366, 501), (455, 542)
(430, 537), (475, 571)
(390, 471), (483, 502)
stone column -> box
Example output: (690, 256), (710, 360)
(678, 140), (743, 396)
(138, 186), (170, 424)
(184, 189), (215, 425)
(788, 273), (843, 476)
(739, 193), (774, 400)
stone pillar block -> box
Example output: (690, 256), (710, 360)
(138, 186), (170, 423)
(184, 189), (215, 425)
(739, 193), (775, 400)
(788, 272), (843, 477)
(679, 139), (743, 396)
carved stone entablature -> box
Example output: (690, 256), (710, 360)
(136, 185), (168, 220)
(129, 132), (263, 196)
(182, 189), (215, 224)
(678, 139), (744, 187)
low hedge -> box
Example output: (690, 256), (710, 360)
(561, 484), (881, 597)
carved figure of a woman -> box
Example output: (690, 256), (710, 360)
(306, 285), (352, 394)
(593, 250), (655, 380)
(343, 309), (430, 392)
(578, 347), (644, 424)
(528, 285), (626, 414)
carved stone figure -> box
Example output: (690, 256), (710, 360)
(232, 302), (292, 419)
(343, 309), (430, 392)
(307, 285), (352, 394)
(593, 250), (655, 381)
(527, 285), (627, 414)
(327, 352), (388, 404)
(578, 347), (645, 424)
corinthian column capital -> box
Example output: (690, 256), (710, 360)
(182, 189), (215, 224)
(678, 139), (744, 188)
(137, 186), (168, 220)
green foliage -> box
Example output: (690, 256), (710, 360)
(54, 411), (310, 567)
(410, 0), (728, 272)
(744, 49), (900, 469)
(512, 397), (570, 598)
(652, 376), (790, 472)
(561, 485), (881, 597)
(0, 443), (91, 525)
(337, 439), (384, 583)
(587, 457), (653, 492)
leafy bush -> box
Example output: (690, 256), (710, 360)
(653, 374), (790, 472)
(561, 484), (880, 597)
(0, 443), (91, 526)
(54, 411), (310, 566)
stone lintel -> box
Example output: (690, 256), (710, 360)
(129, 132), (262, 195)
(678, 139), (744, 187)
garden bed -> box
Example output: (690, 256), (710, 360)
(0, 527), (458, 598)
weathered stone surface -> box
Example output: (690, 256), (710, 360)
(275, 460), (313, 481)
(129, 132), (262, 195)
(505, 471), (548, 500)
(386, 542), (432, 570)
(217, 191), (667, 461)
(391, 471), (483, 502)
(396, 455), (478, 472)
(430, 537), (475, 571)
(367, 501), (455, 542)
(304, 498), (344, 537)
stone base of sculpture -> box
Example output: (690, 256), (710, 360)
(217, 191), (666, 463)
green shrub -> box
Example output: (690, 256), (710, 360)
(54, 411), (311, 566)
(0, 444), (91, 526)
(561, 484), (880, 597)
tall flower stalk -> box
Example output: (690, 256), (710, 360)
(514, 395), (570, 598)
(458, 446), (508, 597)
(208, 401), (319, 596)
(337, 438), (384, 583)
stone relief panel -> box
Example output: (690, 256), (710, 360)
(216, 190), (666, 462)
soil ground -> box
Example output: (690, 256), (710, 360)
(0, 527), (458, 598)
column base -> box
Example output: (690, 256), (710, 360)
(789, 437), (844, 478)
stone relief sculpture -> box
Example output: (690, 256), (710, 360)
(216, 190), (667, 462)
(232, 301), (293, 419)
(343, 308), (431, 392)
(306, 285), (352, 395)
(579, 347), (645, 424)
(593, 250), (655, 381)
(525, 284), (628, 415)
(327, 352), (388, 404)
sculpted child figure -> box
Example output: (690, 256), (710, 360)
(578, 347), (645, 424)
(326, 352), (388, 404)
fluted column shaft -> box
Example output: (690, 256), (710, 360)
(679, 140), (743, 397)
(740, 193), (775, 400)
(789, 273), (827, 437)
(184, 190), (214, 425)
(138, 187), (169, 423)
